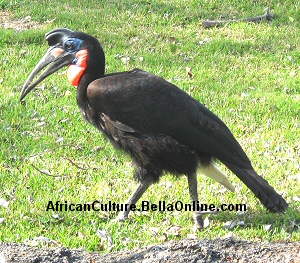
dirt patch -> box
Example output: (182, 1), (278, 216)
(1, 238), (300, 263)
(0, 11), (52, 30)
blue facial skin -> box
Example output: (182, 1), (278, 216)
(63, 38), (83, 65)
(63, 38), (83, 53)
(72, 57), (78, 65)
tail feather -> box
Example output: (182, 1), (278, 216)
(199, 162), (235, 192)
(223, 162), (288, 212)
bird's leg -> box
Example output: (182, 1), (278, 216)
(114, 176), (153, 222)
(187, 172), (204, 231)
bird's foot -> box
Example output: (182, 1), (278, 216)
(192, 210), (219, 231)
(192, 212), (204, 231)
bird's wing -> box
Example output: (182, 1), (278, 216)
(87, 69), (251, 169)
(101, 113), (138, 133)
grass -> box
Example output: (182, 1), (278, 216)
(0, 0), (299, 252)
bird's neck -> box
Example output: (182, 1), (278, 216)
(74, 46), (105, 123)
(76, 61), (105, 124)
(67, 49), (89, 87)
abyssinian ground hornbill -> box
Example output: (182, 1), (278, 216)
(20, 28), (288, 229)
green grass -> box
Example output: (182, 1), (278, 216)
(0, 0), (299, 252)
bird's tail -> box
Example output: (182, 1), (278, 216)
(223, 162), (288, 212)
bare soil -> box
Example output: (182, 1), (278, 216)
(0, 11), (52, 30)
(1, 237), (300, 263)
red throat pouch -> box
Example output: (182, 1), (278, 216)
(67, 49), (88, 86)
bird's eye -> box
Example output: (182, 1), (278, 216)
(63, 38), (83, 52)
(64, 40), (74, 50)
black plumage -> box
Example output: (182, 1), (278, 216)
(20, 29), (288, 229)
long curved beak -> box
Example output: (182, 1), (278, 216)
(20, 47), (75, 101)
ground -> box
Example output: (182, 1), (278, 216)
(1, 238), (300, 263)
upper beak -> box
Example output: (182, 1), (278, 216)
(20, 46), (75, 101)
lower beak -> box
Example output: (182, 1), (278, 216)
(20, 47), (75, 101)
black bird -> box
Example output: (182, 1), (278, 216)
(20, 28), (287, 229)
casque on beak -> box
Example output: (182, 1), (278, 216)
(20, 46), (75, 101)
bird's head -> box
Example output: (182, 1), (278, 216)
(20, 28), (105, 101)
